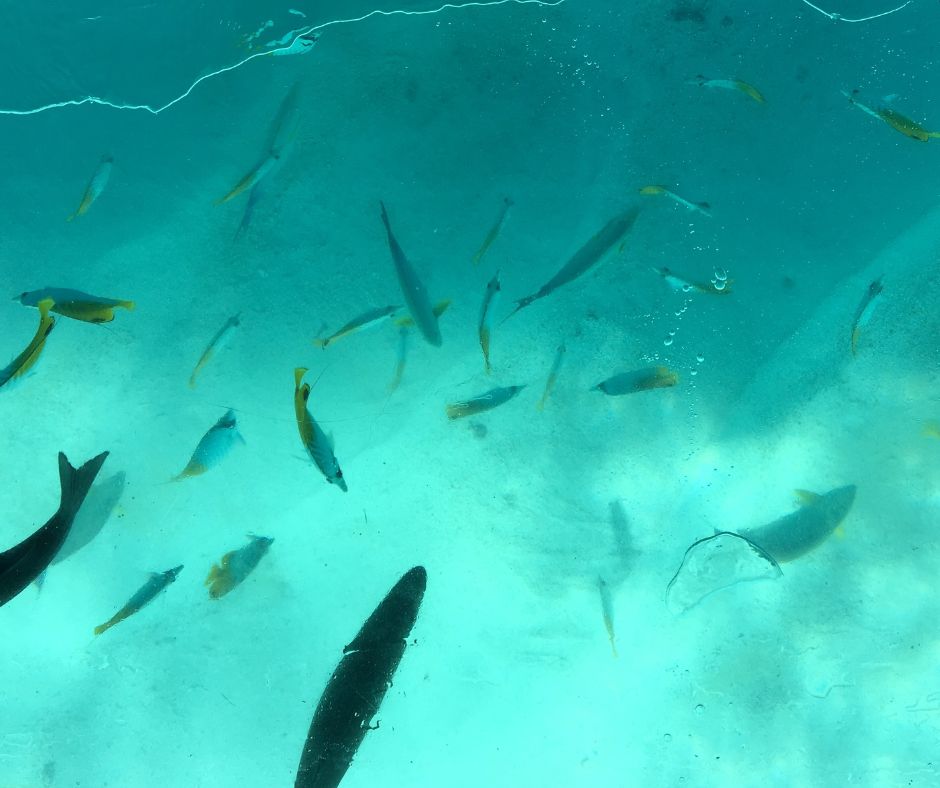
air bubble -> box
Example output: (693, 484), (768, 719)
(696, 354), (705, 363)
(694, 704), (705, 715)
(663, 733), (673, 743)
(663, 336), (673, 347)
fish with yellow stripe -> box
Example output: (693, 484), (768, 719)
(639, 187), (712, 218)
(691, 75), (765, 104)
(294, 368), (347, 491)
(842, 90), (940, 142)
(16, 287), (134, 323)
(189, 313), (240, 388)
(0, 298), (55, 390)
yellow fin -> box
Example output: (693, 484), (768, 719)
(794, 489), (819, 506)
(294, 367), (308, 387)
(922, 421), (940, 439)
(312, 337), (329, 349)
(639, 185), (666, 196)
(834, 525), (846, 539)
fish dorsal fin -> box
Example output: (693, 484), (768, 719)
(794, 489), (819, 507)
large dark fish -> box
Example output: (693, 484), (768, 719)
(506, 205), (641, 319)
(737, 486), (856, 563)
(0, 451), (109, 607)
(295, 565), (427, 788)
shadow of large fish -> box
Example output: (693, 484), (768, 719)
(295, 565), (427, 788)
(0, 451), (109, 607)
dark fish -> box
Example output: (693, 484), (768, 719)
(0, 451), (109, 607)
(295, 565), (427, 788)
(736, 486), (856, 563)
(94, 564), (183, 635)
(507, 206), (641, 319)
(850, 277), (883, 357)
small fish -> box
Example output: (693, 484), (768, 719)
(535, 343), (566, 411)
(67, 154), (113, 221)
(478, 272), (501, 374)
(173, 410), (244, 480)
(0, 298), (55, 390)
(94, 565), (183, 635)
(233, 181), (265, 240)
(842, 90), (939, 142)
(654, 266), (730, 295)
(189, 313), (241, 388)
(16, 287), (134, 323)
(850, 277), (883, 356)
(446, 385), (525, 420)
(0, 451), (109, 607)
(692, 76), (765, 104)
(736, 486), (856, 563)
(380, 201), (442, 347)
(597, 577), (618, 658)
(593, 366), (678, 396)
(205, 534), (274, 599)
(472, 197), (514, 266)
(923, 421), (940, 440)
(639, 186), (712, 218)
(388, 326), (410, 394)
(294, 368), (347, 491)
(216, 152), (281, 205)
(314, 305), (401, 349)
(507, 206), (641, 319)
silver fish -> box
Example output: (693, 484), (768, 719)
(507, 206), (641, 318)
(314, 305), (401, 349)
(173, 409), (244, 480)
(189, 313), (241, 388)
(446, 385), (525, 420)
(478, 272), (501, 373)
(94, 565), (183, 635)
(380, 201), (442, 347)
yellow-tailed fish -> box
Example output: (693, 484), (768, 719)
(478, 272), (501, 374)
(472, 197), (514, 266)
(691, 75), (765, 104)
(314, 305), (401, 349)
(172, 409), (244, 481)
(16, 287), (134, 323)
(446, 385), (525, 420)
(639, 186), (712, 218)
(737, 486), (856, 563)
(507, 206), (641, 319)
(94, 565), (183, 636)
(850, 277), (883, 357)
(294, 368), (347, 491)
(380, 201), (442, 346)
(0, 298), (55, 390)
(597, 576), (618, 658)
(67, 154), (113, 221)
(535, 343), (566, 411)
(388, 326), (410, 394)
(593, 366), (678, 396)
(216, 152), (281, 205)
(205, 535), (274, 599)
(189, 313), (241, 388)
(923, 421), (940, 440)
(654, 266), (731, 295)
(842, 90), (940, 142)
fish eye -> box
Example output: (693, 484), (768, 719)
(336, 470), (343, 478)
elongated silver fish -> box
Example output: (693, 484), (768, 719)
(446, 385), (525, 420)
(205, 534), (274, 599)
(67, 154), (113, 221)
(380, 201), (442, 347)
(314, 305), (401, 349)
(94, 565), (183, 635)
(736, 486), (856, 563)
(173, 409), (244, 480)
(536, 343), (566, 411)
(388, 325), (410, 394)
(472, 197), (513, 266)
(189, 314), (241, 388)
(850, 277), (883, 357)
(294, 368), (347, 491)
(597, 577), (617, 658)
(507, 206), (641, 318)
(478, 272), (501, 374)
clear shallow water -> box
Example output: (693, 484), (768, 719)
(2, 1), (940, 786)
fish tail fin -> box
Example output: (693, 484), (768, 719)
(119, 300), (135, 311)
(445, 402), (470, 420)
(294, 367), (308, 388)
(66, 213), (76, 222)
(535, 398), (546, 412)
(312, 337), (328, 349)
(57, 451), (109, 522)
(93, 620), (113, 636)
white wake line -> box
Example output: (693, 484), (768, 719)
(0, 0), (567, 117)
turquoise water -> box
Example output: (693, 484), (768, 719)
(2, 1), (940, 785)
